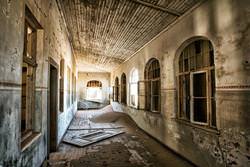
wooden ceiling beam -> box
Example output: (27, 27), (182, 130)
(130, 0), (181, 17)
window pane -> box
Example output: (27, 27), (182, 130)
(190, 55), (195, 71)
(130, 83), (138, 107)
(193, 73), (206, 97)
(193, 98), (207, 123)
(26, 25), (34, 58)
(145, 59), (160, 79)
(152, 96), (160, 112)
(178, 76), (184, 118)
(196, 54), (202, 69)
(195, 41), (201, 54)
(179, 75), (190, 119)
(192, 72), (207, 123)
(87, 80), (102, 87)
(179, 59), (183, 73)
(211, 98), (216, 126)
(202, 41), (210, 67)
(146, 81), (151, 110)
(184, 58), (189, 71)
(151, 80), (160, 95)
(151, 80), (160, 112)
(185, 74), (190, 119)
(21, 65), (28, 132)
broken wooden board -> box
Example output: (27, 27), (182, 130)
(68, 122), (124, 130)
(63, 130), (124, 147)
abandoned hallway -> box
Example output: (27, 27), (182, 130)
(1, 0), (250, 167)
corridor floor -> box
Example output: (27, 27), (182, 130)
(47, 105), (194, 167)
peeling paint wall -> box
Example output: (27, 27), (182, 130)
(77, 72), (111, 104)
(0, 0), (77, 166)
(111, 0), (250, 166)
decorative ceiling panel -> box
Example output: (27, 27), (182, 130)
(58, 0), (202, 72)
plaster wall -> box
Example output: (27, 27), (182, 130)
(77, 72), (111, 104)
(111, 0), (250, 166)
(0, 0), (77, 166)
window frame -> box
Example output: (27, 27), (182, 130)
(190, 70), (209, 126)
(176, 39), (216, 128)
(144, 58), (161, 113)
(21, 12), (37, 137)
(21, 6), (42, 149)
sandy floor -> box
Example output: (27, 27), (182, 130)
(47, 105), (195, 167)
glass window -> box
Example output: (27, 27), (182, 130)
(177, 40), (216, 127)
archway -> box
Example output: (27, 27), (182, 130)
(86, 80), (102, 101)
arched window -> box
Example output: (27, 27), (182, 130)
(177, 39), (216, 127)
(121, 73), (127, 104)
(130, 68), (139, 107)
(87, 80), (102, 87)
(113, 77), (119, 102)
(86, 80), (102, 100)
(144, 58), (161, 112)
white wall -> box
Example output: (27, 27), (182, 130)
(77, 72), (110, 103)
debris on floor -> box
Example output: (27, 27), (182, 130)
(68, 122), (124, 130)
(43, 159), (70, 167)
(77, 99), (108, 110)
(63, 130), (124, 147)
(49, 105), (194, 167)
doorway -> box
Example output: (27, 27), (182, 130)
(86, 80), (102, 101)
(113, 77), (119, 102)
(121, 73), (127, 104)
(48, 60), (58, 154)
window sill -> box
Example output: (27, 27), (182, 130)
(21, 132), (41, 152)
(173, 118), (220, 135)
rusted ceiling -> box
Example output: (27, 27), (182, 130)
(58, 0), (202, 72)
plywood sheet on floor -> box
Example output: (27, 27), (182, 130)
(63, 130), (124, 147)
